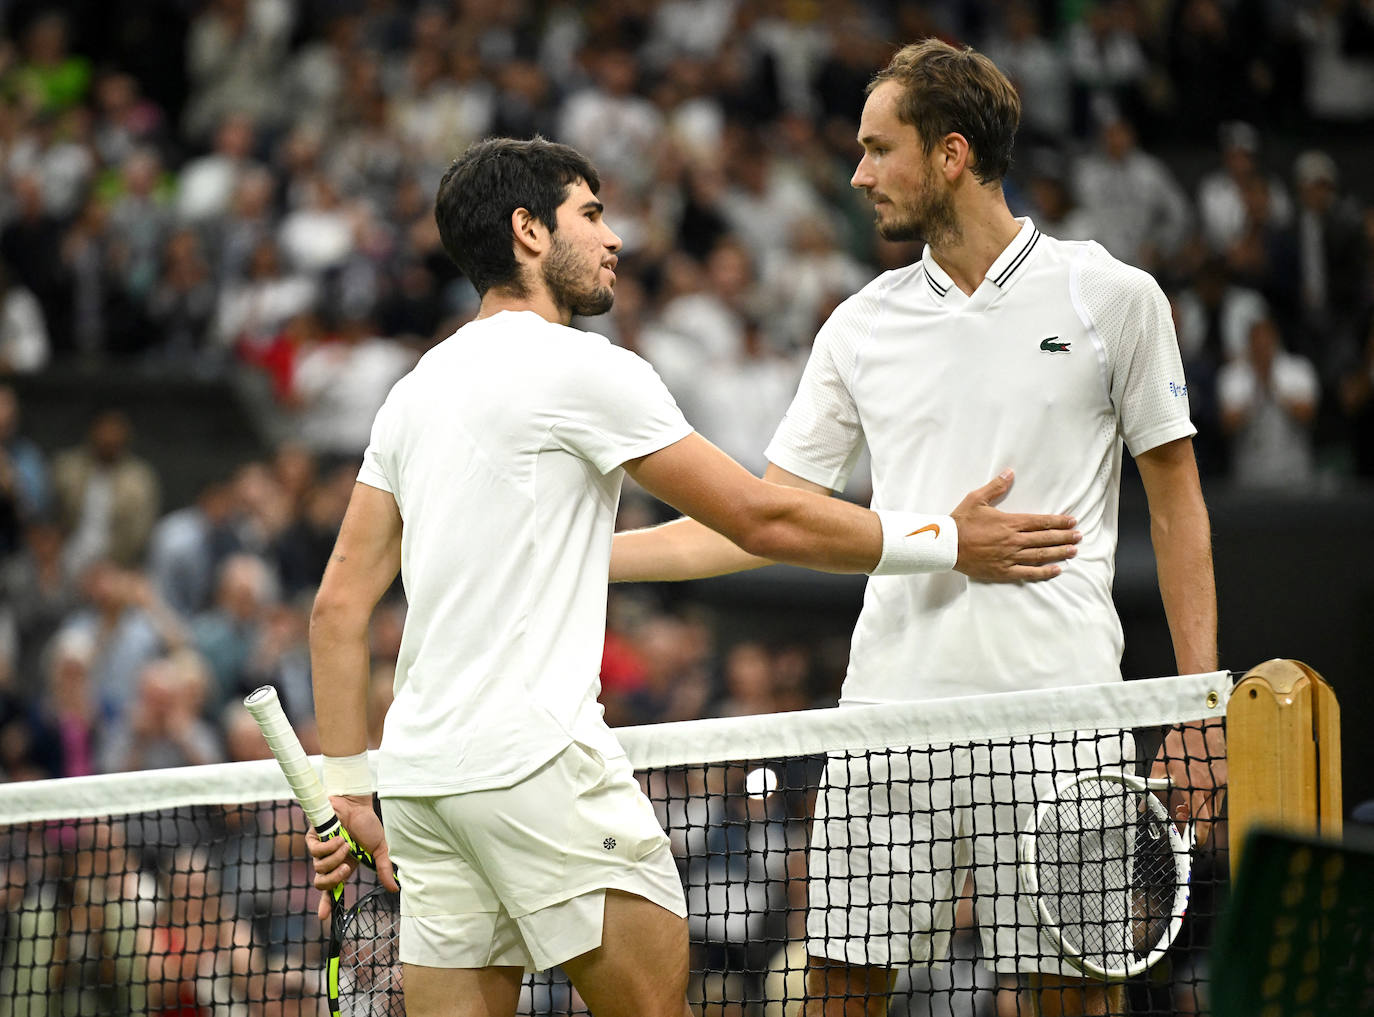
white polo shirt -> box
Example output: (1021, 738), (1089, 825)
(765, 219), (1195, 702)
(358, 310), (692, 796)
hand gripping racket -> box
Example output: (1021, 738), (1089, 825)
(244, 686), (404, 1016)
(1017, 770), (1193, 981)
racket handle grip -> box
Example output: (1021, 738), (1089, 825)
(244, 685), (337, 833)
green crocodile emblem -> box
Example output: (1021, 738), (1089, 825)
(1040, 337), (1071, 353)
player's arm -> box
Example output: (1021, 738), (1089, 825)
(307, 481), (402, 900)
(621, 433), (1079, 578)
(610, 462), (823, 581)
(1135, 436), (1216, 676)
(613, 455), (1080, 583)
(1137, 436), (1224, 842)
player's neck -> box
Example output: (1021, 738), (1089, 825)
(927, 194), (1021, 297)
(474, 287), (572, 326)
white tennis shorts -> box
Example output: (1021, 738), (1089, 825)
(806, 732), (1133, 973)
(383, 741), (687, 972)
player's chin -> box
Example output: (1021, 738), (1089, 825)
(574, 287), (615, 317)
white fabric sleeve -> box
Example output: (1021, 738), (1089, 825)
(1076, 251), (1197, 456)
(764, 291), (873, 490)
(356, 385), (397, 493)
(550, 343), (694, 474)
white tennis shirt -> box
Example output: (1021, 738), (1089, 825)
(765, 219), (1195, 702)
(358, 310), (692, 796)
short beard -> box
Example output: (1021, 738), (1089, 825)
(543, 235), (614, 318)
(875, 175), (961, 249)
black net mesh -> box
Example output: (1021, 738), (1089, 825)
(0, 708), (1229, 1016)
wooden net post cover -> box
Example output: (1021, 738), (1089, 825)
(1226, 659), (1342, 879)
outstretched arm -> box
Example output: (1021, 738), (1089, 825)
(613, 453), (1079, 584)
(618, 434), (1079, 580)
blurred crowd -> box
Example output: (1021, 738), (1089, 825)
(0, 0), (1373, 779)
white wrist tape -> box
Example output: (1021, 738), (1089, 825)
(870, 511), (959, 576)
(323, 751), (375, 796)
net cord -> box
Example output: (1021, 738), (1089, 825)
(0, 671), (1230, 824)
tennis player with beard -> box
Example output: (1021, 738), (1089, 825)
(304, 136), (1081, 1017)
(611, 40), (1222, 1017)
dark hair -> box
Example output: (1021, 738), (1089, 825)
(868, 39), (1021, 184)
(434, 137), (601, 297)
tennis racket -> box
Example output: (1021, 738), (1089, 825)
(244, 686), (404, 1016)
(1017, 770), (1193, 981)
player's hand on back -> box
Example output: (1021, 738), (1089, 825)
(307, 793), (398, 920)
(950, 469), (1080, 582)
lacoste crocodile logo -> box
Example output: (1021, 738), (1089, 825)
(1040, 337), (1071, 353)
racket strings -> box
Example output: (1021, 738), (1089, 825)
(1034, 778), (1180, 971)
(339, 889), (405, 1016)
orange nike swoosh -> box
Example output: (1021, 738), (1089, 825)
(906, 523), (940, 539)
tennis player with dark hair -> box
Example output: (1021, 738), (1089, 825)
(612, 40), (1221, 1017)
(304, 135), (1082, 1017)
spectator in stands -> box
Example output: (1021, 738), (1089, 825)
(982, 2), (1070, 144)
(623, 614), (715, 725)
(192, 552), (278, 713)
(1296, 0), (1374, 125)
(290, 309), (415, 459)
(28, 626), (101, 777)
(391, 37), (494, 177)
(0, 173), (70, 352)
(559, 44), (664, 191)
(213, 166), (277, 288)
(276, 171), (356, 278)
(1020, 147), (1099, 243)
(107, 146), (174, 305)
(1174, 256), (1271, 366)
(1219, 316), (1320, 487)
(146, 477), (240, 620)
(53, 409), (160, 572)
(176, 111), (261, 225)
(1074, 115), (1191, 272)
(690, 316), (804, 476)
(1, 517), (75, 697)
(272, 465), (348, 597)
(60, 560), (188, 723)
(0, 254), (49, 368)
(714, 641), (781, 718)
(1065, 0), (1152, 135)
(759, 217), (871, 352)
(212, 237), (317, 355)
(1196, 122), (1292, 257)
(1285, 150), (1369, 379)
(63, 191), (147, 360)
(90, 71), (167, 168)
(100, 650), (223, 772)
(225, 460), (292, 559)
(716, 124), (828, 267)
(5, 11), (90, 115)
(0, 385), (49, 526)
(182, 0), (292, 144)
(146, 228), (220, 369)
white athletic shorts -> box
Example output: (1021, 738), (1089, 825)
(806, 732), (1133, 973)
(384, 741), (687, 972)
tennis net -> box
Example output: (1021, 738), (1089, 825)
(0, 671), (1231, 1016)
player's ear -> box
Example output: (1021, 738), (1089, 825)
(510, 207), (548, 258)
(940, 132), (971, 182)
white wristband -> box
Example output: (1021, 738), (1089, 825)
(323, 751), (375, 796)
(870, 511), (959, 575)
